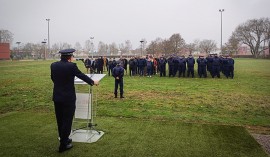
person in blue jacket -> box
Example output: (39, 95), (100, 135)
(228, 55), (235, 79)
(51, 49), (99, 153)
(112, 61), (125, 98)
(178, 56), (186, 77)
(211, 54), (221, 78)
(187, 54), (195, 78)
(197, 55), (207, 78)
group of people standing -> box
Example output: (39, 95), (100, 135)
(82, 54), (234, 102)
(166, 53), (235, 79)
(83, 54), (234, 79)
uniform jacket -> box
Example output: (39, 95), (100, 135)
(112, 65), (124, 79)
(51, 59), (94, 102)
(197, 58), (207, 66)
(187, 57), (195, 67)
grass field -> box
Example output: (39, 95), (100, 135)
(0, 58), (269, 156)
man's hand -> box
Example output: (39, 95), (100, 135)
(94, 80), (99, 86)
(116, 77), (119, 80)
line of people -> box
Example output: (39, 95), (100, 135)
(82, 54), (234, 79)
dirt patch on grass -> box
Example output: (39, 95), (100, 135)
(252, 134), (270, 155)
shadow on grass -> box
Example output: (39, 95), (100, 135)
(0, 111), (268, 157)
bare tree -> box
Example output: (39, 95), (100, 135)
(185, 43), (197, 55)
(59, 42), (72, 50)
(109, 42), (118, 55)
(169, 33), (185, 54)
(231, 17), (270, 58)
(146, 37), (164, 56)
(84, 40), (91, 52)
(124, 40), (132, 54)
(162, 39), (173, 55)
(198, 39), (217, 54)
(97, 41), (107, 55)
(0, 29), (13, 43)
(146, 40), (158, 55)
(51, 43), (60, 58)
(74, 42), (82, 51)
(119, 43), (126, 55)
(223, 34), (240, 55)
(22, 43), (35, 58)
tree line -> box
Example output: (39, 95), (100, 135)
(1, 17), (269, 59)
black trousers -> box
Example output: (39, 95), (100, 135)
(187, 66), (194, 77)
(54, 101), (75, 145)
(114, 78), (123, 95)
(198, 66), (207, 78)
(160, 66), (166, 77)
(212, 66), (220, 78)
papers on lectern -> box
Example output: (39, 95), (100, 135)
(75, 74), (106, 84)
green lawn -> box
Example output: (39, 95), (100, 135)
(0, 111), (267, 157)
(0, 58), (269, 156)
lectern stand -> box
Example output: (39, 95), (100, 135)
(70, 74), (106, 143)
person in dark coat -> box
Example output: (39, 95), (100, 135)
(187, 54), (195, 78)
(96, 56), (104, 74)
(146, 58), (153, 77)
(211, 54), (221, 78)
(51, 49), (99, 153)
(138, 56), (146, 76)
(178, 56), (186, 77)
(167, 55), (175, 77)
(123, 57), (128, 75)
(173, 56), (179, 77)
(197, 55), (207, 78)
(108, 58), (114, 76)
(222, 55), (230, 78)
(129, 57), (136, 76)
(228, 56), (235, 79)
(159, 56), (167, 77)
(112, 62), (125, 98)
(206, 54), (213, 76)
(84, 56), (92, 73)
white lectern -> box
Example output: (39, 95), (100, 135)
(70, 74), (106, 143)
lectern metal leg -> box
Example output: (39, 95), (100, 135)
(71, 83), (104, 143)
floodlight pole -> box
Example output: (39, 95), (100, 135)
(16, 42), (21, 57)
(46, 19), (50, 56)
(42, 39), (47, 60)
(219, 9), (224, 54)
(140, 40), (144, 56)
(90, 37), (94, 59)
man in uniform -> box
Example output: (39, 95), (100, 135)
(222, 55), (230, 78)
(107, 58), (114, 76)
(159, 56), (167, 77)
(178, 56), (186, 77)
(206, 54), (213, 76)
(84, 56), (92, 73)
(197, 55), (207, 78)
(138, 56), (146, 76)
(187, 54), (195, 78)
(112, 61), (125, 98)
(51, 49), (99, 153)
(228, 55), (235, 79)
(211, 54), (221, 78)
(129, 56), (136, 76)
(96, 56), (104, 74)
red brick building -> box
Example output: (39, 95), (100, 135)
(0, 43), (10, 60)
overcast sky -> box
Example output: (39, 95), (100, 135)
(1, 0), (269, 49)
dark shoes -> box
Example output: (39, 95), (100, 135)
(59, 138), (73, 153)
(115, 93), (124, 98)
(67, 138), (72, 144)
(59, 143), (73, 153)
